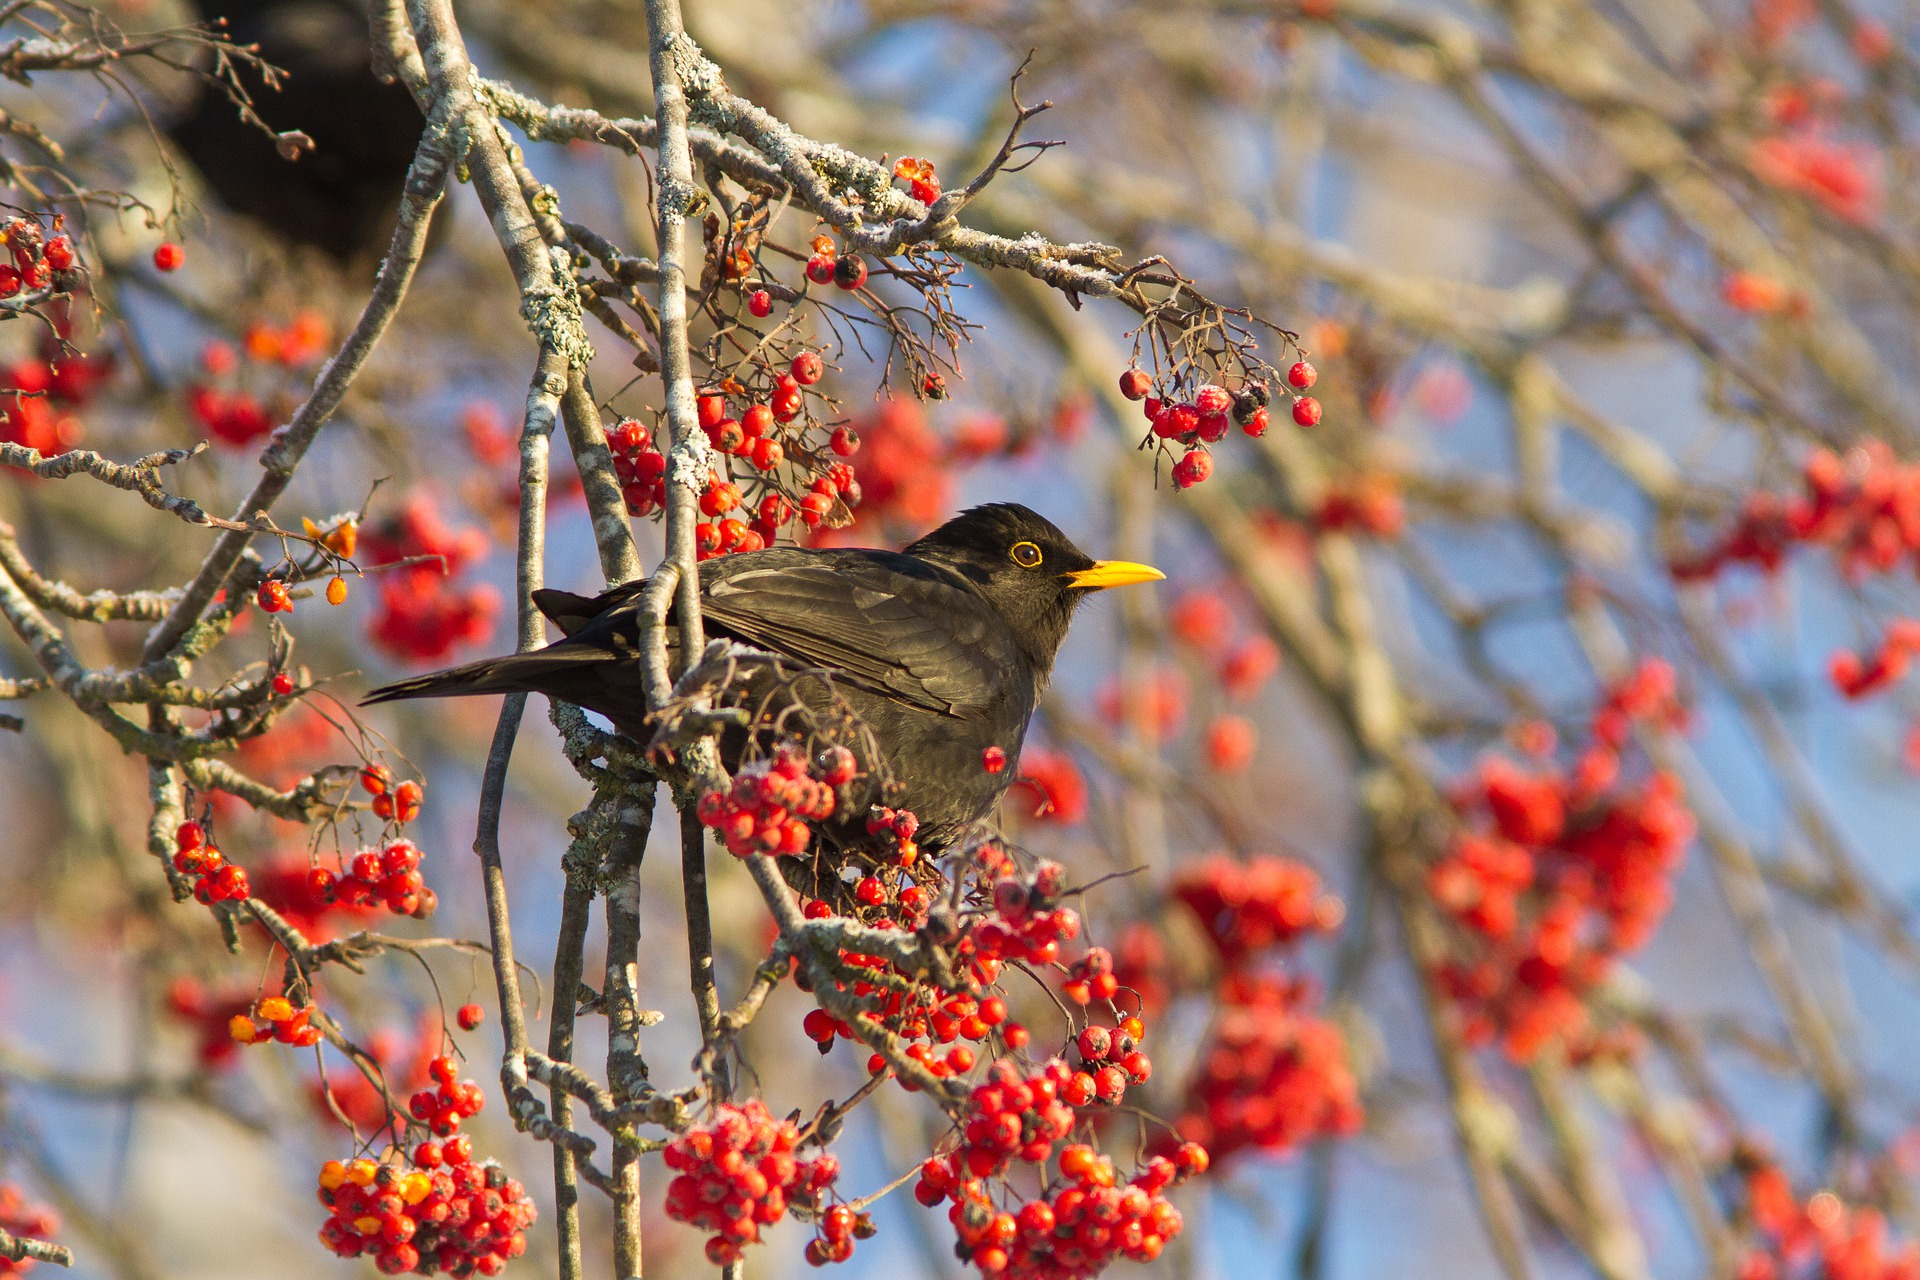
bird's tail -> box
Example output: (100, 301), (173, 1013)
(362, 650), (593, 706)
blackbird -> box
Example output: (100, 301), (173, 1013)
(364, 504), (1162, 853)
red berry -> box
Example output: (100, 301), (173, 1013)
(833, 256), (868, 289)
(698, 391), (728, 430)
(791, 352), (825, 385)
(256, 579), (292, 613)
(1119, 369), (1152, 400)
(830, 426), (860, 456)
(153, 242), (184, 271)
(43, 236), (73, 271)
(1292, 396), (1323, 427)
(1288, 360), (1318, 389)
(1194, 385), (1232, 415)
(1171, 449), (1213, 489)
(271, 672), (296, 696)
(805, 253), (836, 284)
(1243, 406), (1271, 437)
(748, 289), (773, 317)
(457, 1003), (484, 1031)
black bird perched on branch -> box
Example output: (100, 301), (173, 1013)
(365, 504), (1162, 854)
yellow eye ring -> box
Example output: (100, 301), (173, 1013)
(1010, 541), (1043, 568)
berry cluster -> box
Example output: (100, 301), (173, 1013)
(1175, 972), (1363, 1161)
(0, 1183), (58, 1275)
(361, 495), (499, 664)
(0, 218), (77, 299)
(800, 236), (870, 292)
(172, 820), (251, 905)
(1, 305), (112, 458)
(360, 766), (426, 824)
(1673, 443), (1920, 583)
(962, 857), (1083, 979)
(694, 743), (844, 857)
(1427, 662), (1695, 1060)
(1171, 854), (1345, 966)
(945, 1059), (1079, 1180)
(406, 1055), (486, 1137)
(797, 899), (1026, 1081)
(607, 417), (668, 517)
(316, 1138), (534, 1277)
(306, 836), (437, 920)
(1161, 855), (1361, 1162)
(917, 1133), (1203, 1277)
(1061, 947), (1121, 1005)
(1731, 1146), (1919, 1280)
(661, 1099), (842, 1266)
(1119, 370), (1284, 490)
(679, 368), (864, 560)
(189, 312), (330, 447)
(1065, 1015), (1153, 1103)
(228, 994), (324, 1049)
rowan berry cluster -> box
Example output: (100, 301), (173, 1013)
(961, 856), (1083, 979)
(1160, 856), (1362, 1161)
(0, 217), (79, 300)
(1175, 972), (1362, 1160)
(406, 1055), (486, 1137)
(679, 370), (866, 557)
(797, 902), (1025, 1080)
(916, 1128), (1204, 1277)
(172, 820), (251, 905)
(189, 312), (330, 447)
(1119, 368), (1287, 490)
(360, 766), (426, 824)
(661, 1099), (842, 1266)
(229, 994), (324, 1048)
(306, 836), (437, 920)
(1731, 1146), (1920, 1280)
(0, 1183), (58, 1275)
(799, 235), (870, 292)
(694, 743), (842, 857)
(361, 495), (499, 664)
(607, 417), (667, 517)
(1, 308), (112, 457)
(1064, 1014), (1153, 1104)
(316, 1138), (535, 1276)
(1673, 443), (1920, 583)
(1171, 854), (1346, 966)
(1428, 662), (1695, 1060)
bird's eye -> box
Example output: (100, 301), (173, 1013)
(1010, 541), (1043, 568)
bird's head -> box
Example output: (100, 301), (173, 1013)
(904, 504), (1164, 674)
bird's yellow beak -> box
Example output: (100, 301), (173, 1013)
(1065, 560), (1166, 590)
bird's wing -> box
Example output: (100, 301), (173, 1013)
(697, 553), (1018, 719)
